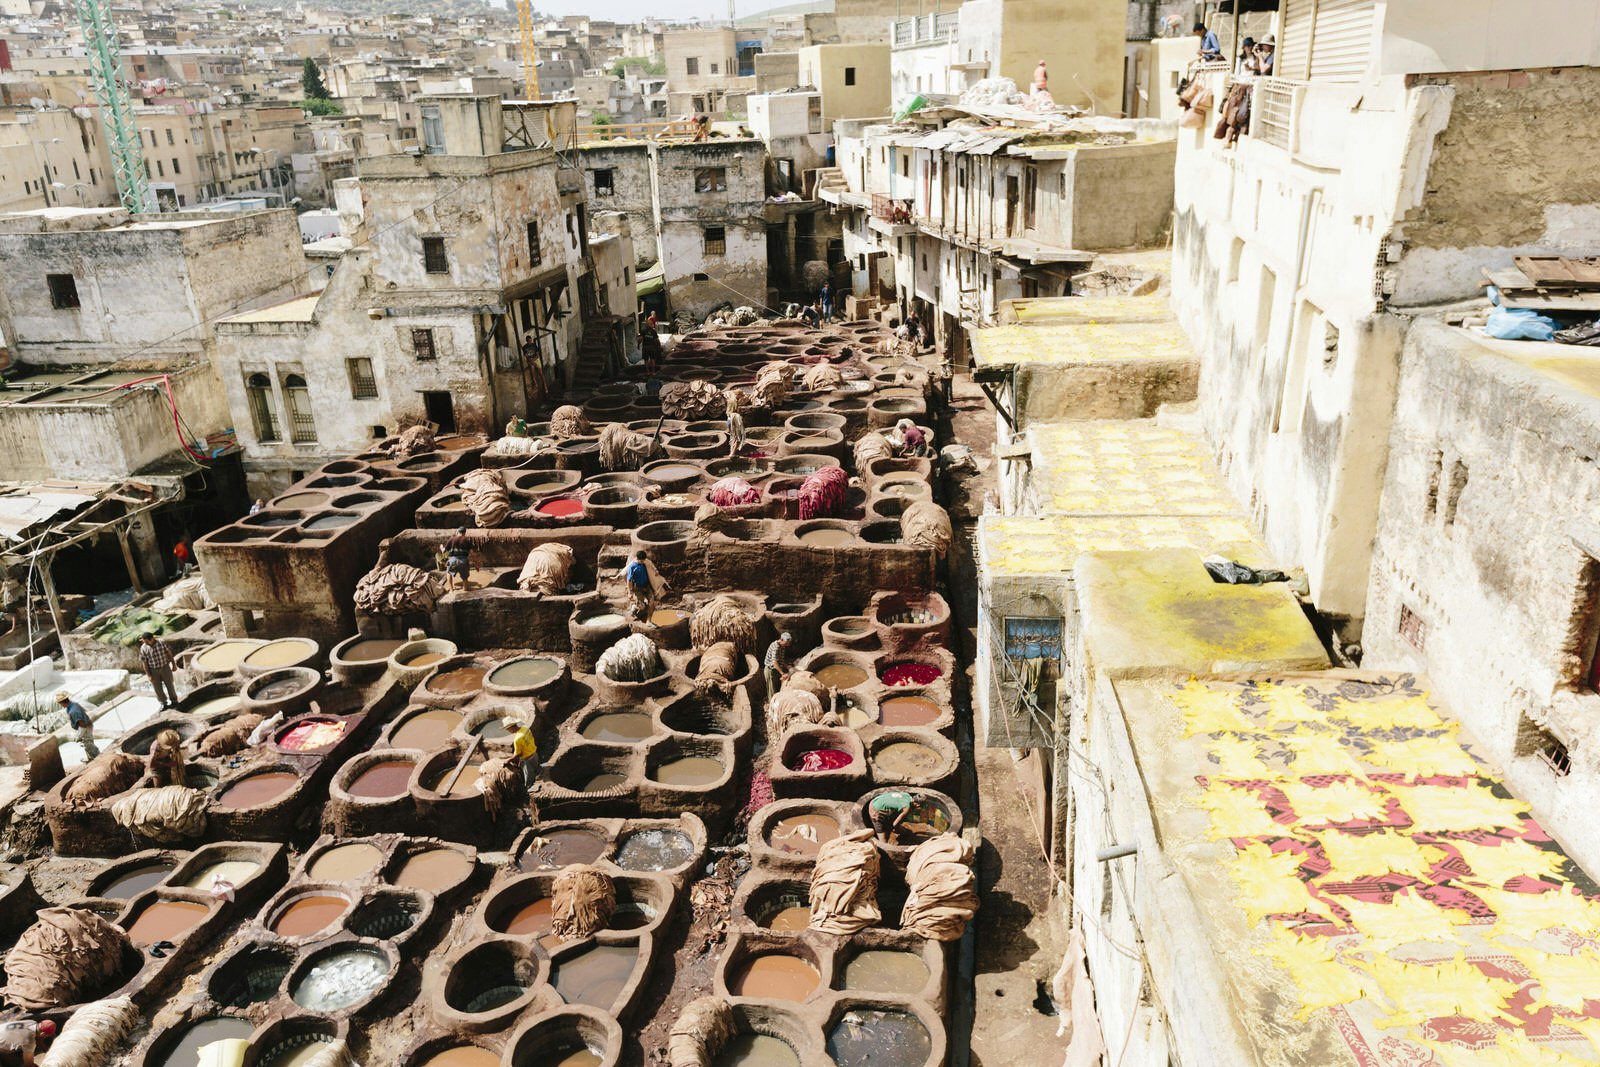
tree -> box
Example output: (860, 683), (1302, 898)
(592, 112), (612, 126)
(302, 97), (343, 117)
(302, 57), (331, 101)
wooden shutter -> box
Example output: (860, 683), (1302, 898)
(1277, 0), (1315, 81)
(1309, 0), (1376, 82)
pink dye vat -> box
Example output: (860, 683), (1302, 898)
(790, 748), (854, 773)
(881, 663), (942, 688)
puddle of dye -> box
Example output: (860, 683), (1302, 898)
(126, 899), (210, 946)
(97, 861), (174, 899)
(426, 760), (483, 797)
(391, 709), (462, 749)
(272, 895), (349, 937)
(487, 657), (560, 689)
(422, 1048), (501, 1067)
(769, 813), (840, 857)
(538, 497), (584, 517)
(842, 950), (930, 994)
(730, 954), (819, 1001)
(407, 652), (447, 667)
(502, 896), (553, 935)
(263, 1038), (335, 1067)
(800, 528), (853, 547)
(244, 641), (313, 669)
(347, 760), (415, 798)
(652, 756), (724, 786)
(614, 829), (694, 871)
(650, 608), (689, 626)
(428, 667), (486, 694)
(305, 514), (357, 530)
(879, 696), (941, 727)
(813, 663), (868, 689)
(552, 944), (638, 1009)
(581, 712), (653, 743)
(473, 717), (512, 739)
(310, 842), (384, 881)
(826, 1009), (932, 1067)
(520, 830), (607, 870)
(582, 772), (627, 792)
(182, 859), (260, 891)
(844, 705), (876, 729)
(194, 640), (259, 672)
(874, 742), (942, 778)
(276, 719), (346, 752)
(252, 676), (309, 701)
(159, 1017), (254, 1067)
(219, 771), (298, 807)
(764, 904), (811, 932)
(394, 848), (473, 891)
(715, 1035), (801, 1067)
(554, 1047), (602, 1067)
(343, 638), (404, 662)
(190, 695), (243, 716)
(790, 748), (853, 773)
(881, 662), (942, 687)
(290, 948), (390, 1011)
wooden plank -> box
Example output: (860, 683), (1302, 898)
(1514, 255), (1600, 290)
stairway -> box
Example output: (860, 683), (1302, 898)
(814, 166), (848, 203)
(566, 317), (617, 397)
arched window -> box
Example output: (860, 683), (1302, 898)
(245, 373), (278, 442)
(283, 374), (316, 443)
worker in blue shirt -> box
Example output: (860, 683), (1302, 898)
(56, 691), (98, 759)
(1195, 22), (1222, 61)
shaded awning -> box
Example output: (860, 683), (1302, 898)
(636, 261), (664, 298)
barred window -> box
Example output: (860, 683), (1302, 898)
(703, 225), (726, 256)
(422, 236), (448, 274)
(246, 373), (278, 442)
(284, 374), (316, 443)
(412, 328), (437, 361)
(346, 357), (377, 399)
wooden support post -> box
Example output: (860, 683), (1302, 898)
(35, 552), (70, 638)
(116, 526), (144, 594)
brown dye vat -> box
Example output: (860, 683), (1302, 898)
(552, 944), (638, 1009)
(422, 1049), (501, 1067)
(555, 1050), (602, 1067)
(394, 848), (472, 890)
(583, 772), (627, 792)
(799, 528), (853, 547)
(487, 658), (560, 688)
(344, 638), (404, 662)
(875, 742), (942, 777)
(219, 771), (298, 808)
(392, 709), (463, 749)
(126, 899), (209, 945)
(502, 897), (554, 937)
(765, 905), (810, 932)
(581, 713), (653, 743)
(650, 608), (689, 626)
(159, 1017), (255, 1066)
(813, 663), (868, 689)
(347, 760), (415, 798)
(309, 843), (384, 881)
(646, 463), (701, 481)
(407, 652), (447, 667)
(427, 667), (486, 694)
(272, 895), (348, 937)
(768, 813), (840, 857)
(730, 954), (819, 1001)
(842, 949), (929, 994)
(716, 1035), (801, 1066)
(519, 830), (607, 870)
(273, 492), (328, 509)
(879, 696), (942, 727)
(652, 756), (724, 786)
(245, 641), (315, 669)
(425, 761), (483, 797)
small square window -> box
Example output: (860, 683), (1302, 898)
(412, 328), (437, 361)
(593, 167), (614, 195)
(422, 237), (448, 274)
(685, 57), (699, 76)
(703, 226), (726, 255)
(527, 222), (541, 266)
(710, 62), (719, 74)
(47, 273), (79, 309)
(346, 357), (378, 399)
(695, 167), (727, 194)
(844, 67), (856, 86)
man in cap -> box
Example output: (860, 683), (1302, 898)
(505, 716), (540, 789)
(56, 691), (97, 759)
(1256, 35), (1275, 75)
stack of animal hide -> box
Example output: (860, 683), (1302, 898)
(666, 997), (736, 1067)
(599, 422), (659, 471)
(595, 632), (662, 683)
(695, 641), (742, 691)
(3, 909), (132, 1011)
(753, 363), (791, 408)
(690, 596), (756, 657)
(551, 866), (616, 940)
(707, 477), (760, 508)
(516, 543), (575, 597)
(808, 829), (881, 934)
(901, 501), (952, 557)
(110, 786), (209, 844)
(853, 431), (893, 471)
(196, 713), (264, 758)
(798, 466), (849, 520)
(382, 424), (436, 458)
(802, 363), (843, 392)
(900, 833), (979, 940)
(550, 405), (592, 439)
(660, 380), (726, 420)
(64, 754), (144, 808)
(458, 468), (511, 528)
(354, 564), (443, 615)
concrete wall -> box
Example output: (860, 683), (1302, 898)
(578, 143), (657, 268)
(1364, 319), (1600, 875)
(651, 141), (769, 317)
(1068, 141), (1175, 250)
(754, 51), (800, 93)
(748, 92), (831, 177)
(797, 43), (891, 125)
(997, 0), (1125, 114)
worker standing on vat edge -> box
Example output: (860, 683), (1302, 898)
(443, 527), (476, 591)
(56, 691), (98, 759)
(505, 717), (540, 789)
(624, 549), (667, 620)
(138, 632), (180, 708)
(764, 631), (796, 700)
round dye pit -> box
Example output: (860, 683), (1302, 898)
(213, 945), (295, 1008)
(219, 771), (298, 808)
(424, 759), (484, 798)
(310, 842), (384, 881)
(394, 847), (473, 891)
(651, 756), (725, 787)
(193, 640), (261, 673)
(472, 716), (513, 740)
(582, 772), (627, 792)
(291, 947), (390, 1012)
(873, 742), (943, 778)
(305, 513), (357, 530)
(251, 674), (314, 701)
(189, 694), (244, 716)
(826, 1009), (932, 1067)
(581, 712), (654, 743)
(243, 640), (316, 670)
(537, 497), (585, 517)
(730, 953), (819, 1002)
(812, 663), (869, 690)
(157, 1017), (254, 1067)
(880, 662), (942, 687)
(126, 899), (210, 946)
(768, 813), (840, 857)
(346, 759), (415, 799)
(348, 895), (421, 940)
(552, 943), (639, 1009)
(273, 491), (328, 509)
(644, 463), (701, 483)
(422, 1048), (501, 1067)
(715, 1035), (800, 1067)
(487, 657), (562, 689)
(499, 896), (553, 937)
(260, 1036), (337, 1067)
(577, 609), (628, 629)
(613, 829), (694, 871)
(276, 718), (347, 753)
(428, 667), (487, 695)
(342, 638), (405, 662)
(552, 1047), (602, 1067)
(879, 695), (942, 727)
(272, 895), (349, 938)
(95, 861), (174, 899)
(449, 948), (535, 1015)
(391, 709), (463, 749)
(519, 829), (608, 870)
(799, 527), (853, 547)
(764, 903), (810, 932)
(406, 651), (449, 668)
(788, 748), (854, 773)
(842, 950), (930, 994)
(182, 858), (260, 892)
(649, 608), (689, 627)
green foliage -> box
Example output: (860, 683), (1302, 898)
(592, 112), (612, 126)
(302, 96), (343, 116)
(610, 57), (666, 79)
(302, 56), (331, 100)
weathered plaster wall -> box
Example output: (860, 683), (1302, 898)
(1069, 141), (1175, 250)
(1364, 319), (1600, 875)
(578, 143), (657, 267)
(651, 141), (769, 317)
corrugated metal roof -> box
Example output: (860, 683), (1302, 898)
(0, 484), (104, 542)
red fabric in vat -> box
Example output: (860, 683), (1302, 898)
(792, 748), (853, 772)
(882, 663), (942, 687)
(538, 497), (584, 517)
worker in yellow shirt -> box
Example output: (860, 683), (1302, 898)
(504, 716), (540, 789)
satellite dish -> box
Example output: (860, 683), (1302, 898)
(29, 96), (45, 109)
(72, 106), (91, 119)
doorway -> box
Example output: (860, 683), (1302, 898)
(423, 391), (457, 433)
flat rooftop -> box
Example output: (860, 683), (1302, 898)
(1115, 671), (1600, 1067)
(217, 291), (323, 325)
(978, 513), (1267, 577)
(1024, 421), (1239, 515)
(973, 312), (1191, 368)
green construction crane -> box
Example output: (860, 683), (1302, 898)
(73, 0), (150, 213)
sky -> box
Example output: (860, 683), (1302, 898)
(525, 0), (778, 26)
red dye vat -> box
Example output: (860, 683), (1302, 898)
(791, 748), (854, 773)
(881, 662), (942, 687)
(538, 497), (584, 517)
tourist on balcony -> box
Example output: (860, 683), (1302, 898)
(1237, 38), (1258, 76)
(1256, 36), (1275, 76)
(1194, 22), (1222, 62)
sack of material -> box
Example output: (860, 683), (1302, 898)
(4, 908), (132, 1011)
(660, 380), (726, 420)
(596, 632), (662, 683)
(551, 865), (616, 941)
(383, 424), (436, 458)
(707, 477), (760, 508)
(64, 753), (145, 808)
(808, 829), (881, 935)
(197, 713), (264, 758)
(517, 543), (575, 597)
(354, 563), (443, 615)
(900, 833), (979, 940)
(110, 785), (209, 844)
(766, 686), (840, 740)
(901, 500), (952, 557)
(798, 466), (849, 521)
(802, 363), (843, 392)
(476, 757), (521, 822)
(695, 641), (742, 689)
(690, 596), (756, 658)
(37, 996), (138, 1067)
(666, 997), (735, 1067)
(600, 422), (659, 471)
(753, 364), (791, 408)
(550, 405), (592, 439)
(458, 468), (511, 528)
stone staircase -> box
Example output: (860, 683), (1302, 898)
(566, 317), (617, 396)
(814, 166), (849, 203)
